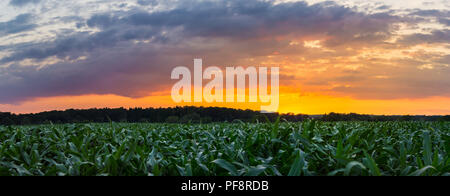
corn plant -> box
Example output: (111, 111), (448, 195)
(0, 121), (448, 176)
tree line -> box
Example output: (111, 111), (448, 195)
(0, 107), (449, 125)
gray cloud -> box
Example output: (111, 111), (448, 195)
(439, 18), (450, 26)
(410, 9), (450, 17)
(137, 0), (158, 6)
(409, 9), (450, 26)
(398, 29), (450, 45)
(9, 0), (40, 7)
(1, 27), (162, 63)
(0, 14), (36, 35)
(0, 43), (181, 103)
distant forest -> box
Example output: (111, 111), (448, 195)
(0, 106), (449, 125)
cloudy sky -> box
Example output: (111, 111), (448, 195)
(0, 0), (449, 114)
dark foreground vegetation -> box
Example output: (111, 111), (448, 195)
(0, 121), (448, 176)
(1, 107), (449, 125)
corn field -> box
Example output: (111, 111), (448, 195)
(0, 121), (449, 176)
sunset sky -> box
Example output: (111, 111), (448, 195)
(0, 0), (449, 115)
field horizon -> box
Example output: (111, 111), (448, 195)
(2, 106), (450, 117)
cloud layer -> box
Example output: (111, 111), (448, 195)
(9, 0), (40, 7)
(0, 0), (449, 105)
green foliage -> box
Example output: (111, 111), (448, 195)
(0, 121), (448, 176)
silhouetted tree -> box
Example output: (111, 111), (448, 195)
(0, 107), (448, 125)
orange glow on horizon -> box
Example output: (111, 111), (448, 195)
(1, 92), (449, 115)
(1, 43), (449, 116)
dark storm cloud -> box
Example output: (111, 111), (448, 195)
(0, 27), (163, 63)
(0, 14), (36, 35)
(2, 0), (401, 63)
(124, 1), (398, 43)
(9, 0), (40, 7)
(0, 43), (183, 103)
